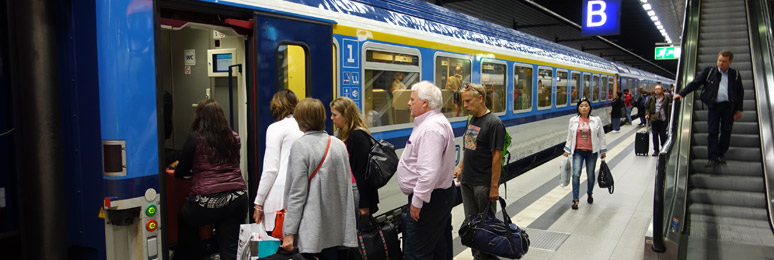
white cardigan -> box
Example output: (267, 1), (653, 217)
(563, 115), (608, 155)
(254, 116), (303, 230)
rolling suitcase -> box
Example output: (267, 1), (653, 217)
(634, 124), (649, 156)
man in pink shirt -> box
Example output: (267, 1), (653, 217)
(397, 81), (456, 260)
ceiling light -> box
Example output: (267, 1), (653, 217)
(657, 25), (664, 29)
(655, 21), (662, 26)
(647, 10), (656, 16)
(643, 4), (652, 10)
(640, 0), (648, 3)
(651, 16), (659, 21)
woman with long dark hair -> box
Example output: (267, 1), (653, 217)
(175, 99), (248, 260)
(563, 98), (607, 210)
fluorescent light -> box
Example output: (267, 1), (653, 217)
(657, 25), (664, 29)
(651, 16), (659, 21)
(655, 21), (662, 26)
(647, 10), (656, 16)
(643, 4), (652, 10)
(640, 0), (648, 3)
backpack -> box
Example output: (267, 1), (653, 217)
(466, 115), (511, 168)
(597, 160), (614, 194)
(364, 133), (399, 189)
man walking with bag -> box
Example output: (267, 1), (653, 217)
(397, 81), (457, 260)
(673, 50), (744, 167)
(453, 83), (506, 260)
(645, 84), (672, 156)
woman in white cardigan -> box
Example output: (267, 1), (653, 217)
(563, 98), (607, 210)
(253, 90), (303, 233)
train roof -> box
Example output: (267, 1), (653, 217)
(280, 0), (619, 72)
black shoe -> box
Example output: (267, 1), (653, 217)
(718, 157), (727, 164)
(705, 160), (720, 167)
(571, 200), (579, 210)
(652, 152), (658, 157)
(587, 194), (594, 204)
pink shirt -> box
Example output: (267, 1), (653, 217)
(397, 109), (455, 208)
(575, 117), (593, 150)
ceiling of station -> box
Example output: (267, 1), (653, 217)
(429, 0), (685, 78)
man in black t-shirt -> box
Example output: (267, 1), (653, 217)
(453, 83), (506, 260)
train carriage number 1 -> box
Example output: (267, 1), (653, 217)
(346, 44), (354, 63)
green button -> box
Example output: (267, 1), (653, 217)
(146, 204), (157, 217)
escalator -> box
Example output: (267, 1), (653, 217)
(648, 0), (774, 258)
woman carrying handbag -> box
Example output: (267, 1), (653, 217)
(563, 98), (608, 210)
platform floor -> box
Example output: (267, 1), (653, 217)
(451, 123), (658, 260)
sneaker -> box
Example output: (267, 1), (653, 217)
(587, 194), (594, 204)
(705, 160), (720, 167)
(652, 152), (658, 157)
(571, 200), (579, 210)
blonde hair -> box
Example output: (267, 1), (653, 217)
(330, 97), (369, 142)
(294, 98), (326, 131)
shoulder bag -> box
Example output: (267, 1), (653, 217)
(458, 197), (530, 259)
(365, 133), (399, 189)
(597, 159), (614, 194)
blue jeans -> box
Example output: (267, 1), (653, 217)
(611, 117), (621, 131)
(625, 106), (633, 124)
(572, 150), (598, 201)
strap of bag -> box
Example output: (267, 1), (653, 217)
(308, 136), (332, 182)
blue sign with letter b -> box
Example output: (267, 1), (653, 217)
(581, 0), (621, 36)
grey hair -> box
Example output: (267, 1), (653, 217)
(412, 81), (442, 110)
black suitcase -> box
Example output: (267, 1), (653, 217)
(635, 130), (649, 156)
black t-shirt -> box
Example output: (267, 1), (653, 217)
(460, 112), (506, 185)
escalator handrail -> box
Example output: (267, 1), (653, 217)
(652, 0), (701, 252)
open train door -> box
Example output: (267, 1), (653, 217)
(248, 13), (334, 209)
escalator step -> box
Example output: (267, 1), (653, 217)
(686, 219), (774, 246)
(690, 159), (761, 176)
(696, 38), (750, 48)
(693, 110), (758, 122)
(688, 189), (766, 208)
(689, 174), (765, 192)
(697, 53), (750, 63)
(702, 5), (746, 15)
(690, 214), (772, 229)
(692, 133), (760, 147)
(691, 121), (759, 134)
(700, 17), (747, 27)
(697, 44), (748, 54)
(692, 100), (756, 110)
(688, 203), (768, 220)
(690, 146), (761, 161)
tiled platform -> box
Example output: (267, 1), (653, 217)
(451, 123), (657, 260)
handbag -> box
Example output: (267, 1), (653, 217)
(365, 133), (399, 189)
(239, 223), (281, 260)
(458, 197), (530, 259)
(559, 156), (571, 187)
(356, 215), (403, 260)
(597, 160), (614, 194)
(258, 248), (305, 260)
(271, 136), (332, 240)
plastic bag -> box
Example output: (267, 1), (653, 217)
(559, 156), (571, 187)
(238, 223), (281, 260)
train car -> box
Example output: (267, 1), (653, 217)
(2, 0), (673, 259)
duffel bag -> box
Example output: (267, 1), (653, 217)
(458, 197), (530, 259)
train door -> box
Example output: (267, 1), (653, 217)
(249, 14), (333, 204)
(156, 16), (251, 258)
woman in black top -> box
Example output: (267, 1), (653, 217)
(609, 91), (625, 132)
(330, 97), (379, 216)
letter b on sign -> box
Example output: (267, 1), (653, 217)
(582, 0), (620, 36)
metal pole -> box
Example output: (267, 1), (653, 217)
(7, 0), (67, 259)
(227, 64), (242, 130)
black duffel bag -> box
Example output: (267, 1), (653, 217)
(459, 197), (530, 259)
(355, 215), (402, 260)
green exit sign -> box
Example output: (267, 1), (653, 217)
(655, 46), (681, 60)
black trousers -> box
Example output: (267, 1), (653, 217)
(651, 120), (668, 153)
(403, 186), (455, 260)
(177, 193), (248, 260)
(707, 102), (735, 161)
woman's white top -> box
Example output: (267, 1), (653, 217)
(563, 115), (608, 155)
(254, 116), (303, 230)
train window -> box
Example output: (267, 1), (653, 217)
(435, 55), (471, 118)
(571, 72), (580, 104)
(278, 44), (308, 98)
(582, 74), (590, 100)
(481, 61), (506, 113)
(537, 68), (553, 109)
(601, 76), (608, 101)
(556, 70), (568, 107)
(592, 75), (600, 102)
(363, 45), (421, 128)
(513, 65), (533, 112)
(608, 77), (615, 99)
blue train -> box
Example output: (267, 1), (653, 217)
(0, 0), (673, 259)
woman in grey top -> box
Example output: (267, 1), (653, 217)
(281, 98), (357, 259)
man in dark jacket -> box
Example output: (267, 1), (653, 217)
(673, 50), (744, 167)
(645, 84), (671, 156)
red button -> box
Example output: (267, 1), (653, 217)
(146, 219), (158, 232)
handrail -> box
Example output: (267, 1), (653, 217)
(747, 0), (774, 230)
(651, 0), (701, 253)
